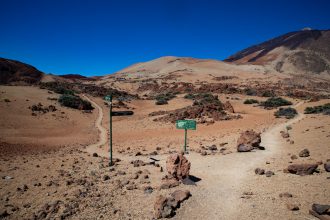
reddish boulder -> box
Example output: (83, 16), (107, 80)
(287, 163), (318, 176)
(171, 190), (191, 203)
(166, 153), (191, 180)
(237, 130), (261, 152)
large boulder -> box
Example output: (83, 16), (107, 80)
(237, 130), (261, 152)
(154, 190), (191, 219)
(166, 153), (190, 180)
(287, 163), (318, 176)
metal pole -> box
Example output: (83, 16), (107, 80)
(109, 95), (113, 166)
(184, 129), (187, 153)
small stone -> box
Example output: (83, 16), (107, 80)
(103, 175), (110, 181)
(254, 168), (265, 175)
(298, 149), (310, 157)
(291, 155), (298, 160)
(92, 153), (98, 157)
(279, 192), (293, 198)
(265, 171), (274, 177)
(144, 186), (153, 194)
(287, 203), (299, 211)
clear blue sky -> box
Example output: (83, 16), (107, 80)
(1, 0), (329, 76)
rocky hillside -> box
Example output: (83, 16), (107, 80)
(224, 29), (330, 76)
(0, 58), (44, 84)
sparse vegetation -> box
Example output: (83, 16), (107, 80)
(58, 95), (94, 110)
(154, 92), (176, 105)
(304, 103), (330, 115)
(243, 99), (259, 104)
(262, 97), (292, 108)
(274, 107), (297, 119)
(261, 90), (275, 97)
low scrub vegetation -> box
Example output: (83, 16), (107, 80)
(58, 95), (94, 110)
(274, 107), (297, 119)
(304, 103), (330, 115)
(155, 92), (177, 105)
(261, 97), (292, 108)
(243, 99), (259, 104)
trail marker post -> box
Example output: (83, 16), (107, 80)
(176, 120), (196, 153)
(104, 95), (134, 166)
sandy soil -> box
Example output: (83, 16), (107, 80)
(0, 85), (329, 220)
(0, 86), (98, 152)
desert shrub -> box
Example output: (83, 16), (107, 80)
(58, 95), (94, 110)
(244, 99), (259, 104)
(304, 103), (330, 115)
(244, 88), (257, 96)
(261, 90), (275, 97)
(262, 97), (292, 108)
(155, 98), (168, 105)
(274, 107), (297, 119)
(154, 92), (176, 105)
(184, 93), (195, 99)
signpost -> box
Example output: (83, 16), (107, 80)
(176, 120), (196, 153)
(104, 95), (133, 166)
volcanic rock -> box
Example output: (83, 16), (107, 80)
(287, 163), (318, 175)
(237, 130), (261, 152)
(171, 190), (191, 203)
(299, 149), (310, 157)
(255, 168), (265, 175)
(166, 153), (190, 180)
(324, 161), (330, 172)
(312, 204), (330, 215)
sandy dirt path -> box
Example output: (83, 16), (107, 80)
(82, 95), (108, 155)
(173, 102), (305, 219)
(84, 97), (305, 219)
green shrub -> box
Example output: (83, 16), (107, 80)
(58, 95), (94, 110)
(274, 107), (297, 119)
(261, 90), (275, 97)
(262, 97), (292, 108)
(154, 92), (176, 105)
(184, 93), (195, 99)
(244, 99), (259, 104)
(304, 103), (330, 115)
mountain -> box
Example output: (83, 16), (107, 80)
(224, 29), (330, 76)
(0, 58), (44, 84)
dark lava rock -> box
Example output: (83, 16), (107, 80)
(92, 153), (98, 157)
(255, 168), (265, 175)
(312, 203), (330, 215)
(103, 175), (110, 181)
(324, 161), (330, 172)
(287, 163), (318, 176)
(299, 148), (310, 157)
(265, 171), (274, 177)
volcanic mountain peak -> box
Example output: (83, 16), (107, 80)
(224, 29), (330, 76)
(0, 58), (44, 85)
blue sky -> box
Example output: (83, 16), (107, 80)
(1, 0), (329, 76)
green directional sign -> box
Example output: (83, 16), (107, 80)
(176, 120), (196, 130)
(176, 120), (196, 153)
